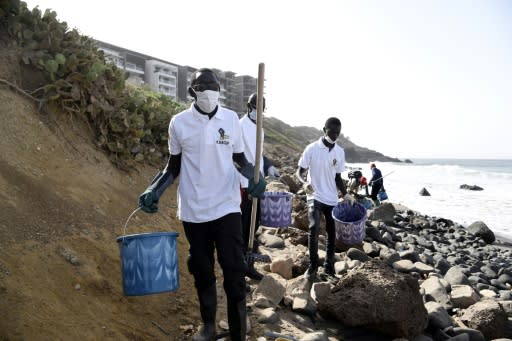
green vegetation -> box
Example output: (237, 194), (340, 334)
(0, 0), (185, 167)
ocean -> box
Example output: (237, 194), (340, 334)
(346, 159), (512, 241)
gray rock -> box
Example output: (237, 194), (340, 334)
(445, 266), (470, 286)
(452, 327), (485, 341)
(419, 188), (431, 196)
(347, 248), (370, 262)
(317, 259), (427, 338)
(446, 334), (470, 341)
(459, 300), (508, 340)
(258, 233), (285, 248)
(467, 221), (495, 244)
(393, 259), (416, 273)
(450, 285), (480, 309)
(421, 276), (453, 310)
(252, 273), (287, 308)
(257, 308), (279, 324)
(424, 301), (454, 329)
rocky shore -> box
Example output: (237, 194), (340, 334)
(215, 177), (512, 341)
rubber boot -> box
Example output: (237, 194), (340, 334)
(323, 261), (335, 277)
(192, 284), (217, 341)
(227, 298), (247, 341)
(304, 262), (318, 281)
(246, 258), (263, 281)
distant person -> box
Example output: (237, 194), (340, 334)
(239, 93), (279, 281)
(295, 117), (351, 280)
(369, 162), (384, 206)
(138, 68), (266, 341)
(347, 170), (369, 197)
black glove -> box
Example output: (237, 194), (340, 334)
(248, 177), (266, 198)
(138, 189), (159, 213)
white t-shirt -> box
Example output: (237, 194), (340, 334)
(169, 104), (244, 222)
(239, 115), (264, 188)
(298, 137), (346, 206)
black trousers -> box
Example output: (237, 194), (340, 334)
(240, 189), (260, 254)
(183, 213), (246, 303)
(370, 183), (383, 201)
(307, 199), (336, 266)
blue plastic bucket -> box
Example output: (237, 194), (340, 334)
(117, 231), (179, 296)
(332, 202), (367, 244)
(377, 190), (388, 201)
(260, 191), (293, 228)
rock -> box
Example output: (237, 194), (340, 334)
(280, 174), (301, 193)
(379, 247), (401, 266)
(419, 188), (431, 196)
(57, 246), (80, 266)
(452, 327), (485, 341)
(460, 184), (484, 191)
(252, 273), (287, 308)
(270, 255), (294, 280)
(317, 259), (427, 338)
(346, 248), (370, 262)
(292, 294), (316, 316)
(445, 266), (471, 286)
(467, 221), (495, 244)
(450, 285), (480, 309)
(257, 308), (279, 324)
(421, 276), (453, 310)
(424, 301), (454, 329)
(258, 233), (285, 248)
(310, 282), (331, 303)
(368, 203), (396, 224)
(415, 262), (435, 275)
(299, 331), (329, 341)
(459, 300), (508, 340)
(392, 259), (416, 273)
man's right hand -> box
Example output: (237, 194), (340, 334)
(138, 189), (159, 213)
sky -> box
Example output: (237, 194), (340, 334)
(24, 0), (512, 160)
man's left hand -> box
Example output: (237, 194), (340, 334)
(248, 177), (266, 198)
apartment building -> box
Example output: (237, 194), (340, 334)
(95, 40), (256, 115)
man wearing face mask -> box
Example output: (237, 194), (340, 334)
(138, 68), (266, 341)
(239, 93), (279, 281)
(295, 117), (351, 281)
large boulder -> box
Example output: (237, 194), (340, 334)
(466, 221), (495, 244)
(317, 259), (427, 338)
(368, 202), (396, 224)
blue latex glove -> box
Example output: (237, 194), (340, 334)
(138, 189), (159, 213)
(248, 177), (266, 198)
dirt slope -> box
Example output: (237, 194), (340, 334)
(0, 87), (201, 340)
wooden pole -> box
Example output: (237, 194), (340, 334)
(248, 63), (265, 251)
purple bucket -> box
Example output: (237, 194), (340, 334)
(332, 202), (367, 244)
(260, 191), (293, 228)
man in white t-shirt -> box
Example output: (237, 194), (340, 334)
(239, 93), (279, 281)
(295, 117), (350, 280)
(138, 69), (266, 341)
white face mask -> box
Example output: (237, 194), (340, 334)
(248, 109), (257, 121)
(325, 135), (337, 144)
(195, 90), (219, 113)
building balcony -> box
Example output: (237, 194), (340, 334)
(126, 62), (145, 74)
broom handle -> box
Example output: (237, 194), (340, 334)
(248, 63), (265, 251)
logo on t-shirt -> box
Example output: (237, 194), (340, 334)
(332, 159), (337, 167)
(216, 128), (230, 145)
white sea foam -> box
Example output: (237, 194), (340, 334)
(346, 160), (512, 240)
